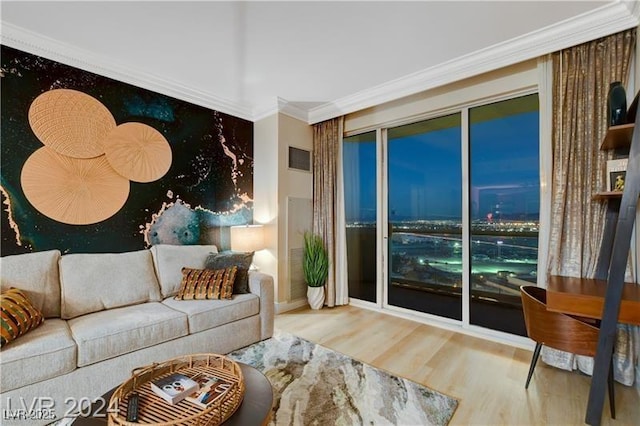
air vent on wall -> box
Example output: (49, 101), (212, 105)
(288, 147), (311, 172)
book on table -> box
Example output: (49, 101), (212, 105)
(186, 374), (234, 408)
(150, 373), (199, 405)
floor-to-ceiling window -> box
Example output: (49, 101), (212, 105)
(469, 94), (540, 335)
(343, 131), (377, 303)
(387, 114), (462, 320)
(344, 92), (540, 337)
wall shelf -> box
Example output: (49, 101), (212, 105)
(599, 123), (634, 150)
(592, 191), (623, 200)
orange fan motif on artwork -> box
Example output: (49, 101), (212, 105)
(22, 89), (172, 225)
(21, 147), (130, 225)
(104, 122), (172, 183)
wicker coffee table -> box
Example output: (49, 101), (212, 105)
(72, 362), (273, 426)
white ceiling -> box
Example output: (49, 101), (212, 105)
(1, 1), (639, 123)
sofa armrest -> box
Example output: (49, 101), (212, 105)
(248, 271), (274, 340)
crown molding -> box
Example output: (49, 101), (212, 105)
(251, 100), (280, 123)
(3, 2), (638, 126)
(308, 2), (639, 124)
(0, 22), (255, 122)
(252, 98), (310, 123)
(625, 0), (640, 19)
(276, 98), (310, 123)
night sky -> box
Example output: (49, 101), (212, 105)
(344, 111), (540, 223)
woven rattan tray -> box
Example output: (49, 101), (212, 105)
(107, 354), (245, 425)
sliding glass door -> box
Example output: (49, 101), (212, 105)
(468, 94), (540, 335)
(387, 114), (462, 319)
(344, 93), (540, 337)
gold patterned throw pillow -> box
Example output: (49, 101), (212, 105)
(175, 266), (237, 300)
(1, 288), (44, 347)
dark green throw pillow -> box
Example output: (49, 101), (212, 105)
(205, 251), (254, 294)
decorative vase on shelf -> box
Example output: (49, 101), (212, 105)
(607, 81), (627, 126)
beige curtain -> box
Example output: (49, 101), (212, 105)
(312, 117), (349, 307)
(543, 29), (637, 385)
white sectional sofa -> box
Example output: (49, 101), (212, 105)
(0, 244), (274, 425)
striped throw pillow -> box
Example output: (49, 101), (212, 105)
(175, 266), (237, 300)
(1, 288), (44, 347)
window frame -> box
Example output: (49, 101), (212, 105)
(344, 59), (552, 348)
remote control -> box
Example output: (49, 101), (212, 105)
(127, 392), (139, 422)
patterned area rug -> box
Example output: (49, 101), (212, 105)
(228, 330), (458, 426)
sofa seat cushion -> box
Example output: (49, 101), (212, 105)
(162, 294), (259, 334)
(60, 249), (163, 319)
(68, 302), (188, 367)
(0, 319), (76, 392)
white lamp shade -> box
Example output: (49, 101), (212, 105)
(230, 224), (265, 252)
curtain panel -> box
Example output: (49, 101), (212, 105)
(312, 117), (348, 307)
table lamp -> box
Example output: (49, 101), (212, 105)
(230, 224), (265, 270)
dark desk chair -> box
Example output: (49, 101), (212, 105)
(520, 285), (615, 418)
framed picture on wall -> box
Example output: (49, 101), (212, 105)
(606, 158), (628, 192)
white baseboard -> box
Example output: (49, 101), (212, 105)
(275, 298), (308, 314)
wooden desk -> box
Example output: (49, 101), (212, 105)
(547, 275), (640, 325)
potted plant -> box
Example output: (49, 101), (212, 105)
(303, 232), (329, 309)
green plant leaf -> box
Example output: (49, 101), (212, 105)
(303, 231), (329, 287)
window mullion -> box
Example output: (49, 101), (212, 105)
(461, 108), (471, 327)
(378, 128), (387, 309)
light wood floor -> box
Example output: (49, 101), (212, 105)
(275, 305), (640, 426)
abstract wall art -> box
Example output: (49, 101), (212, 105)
(1, 45), (254, 255)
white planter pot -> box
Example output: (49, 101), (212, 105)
(307, 286), (325, 310)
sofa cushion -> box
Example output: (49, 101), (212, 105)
(162, 293), (259, 334)
(150, 244), (218, 298)
(68, 302), (188, 367)
(59, 249), (162, 319)
(0, 318), (76, 392)
(205, 251), (253, 294)
(0, 249), (61, 318)
(1, 288), (44, 347)
(175, 267), (237, 300)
